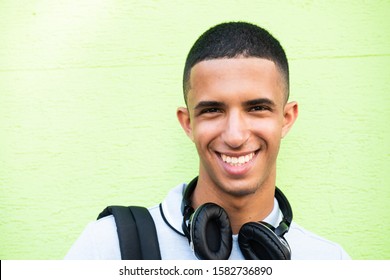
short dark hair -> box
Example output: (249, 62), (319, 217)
(183, 21), (289, 104)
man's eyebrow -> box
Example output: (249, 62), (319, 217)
(193, 101), (225, 110)
(244, 98), (276, 107)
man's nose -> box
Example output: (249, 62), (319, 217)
(221, 111), (250, 149)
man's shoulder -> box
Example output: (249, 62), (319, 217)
(64, 182), (187, 260)
(287, 222), (350, 259)
(64, 214), (121, 259)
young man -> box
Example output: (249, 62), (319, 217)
(65, 22), (350, 260)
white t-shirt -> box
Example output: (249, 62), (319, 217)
(64, 183), (350, 260)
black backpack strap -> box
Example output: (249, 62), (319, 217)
(97, 206), (161, 260)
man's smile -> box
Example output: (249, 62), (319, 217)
(219, 151), (256, 167)
(213, 149), (261, 178)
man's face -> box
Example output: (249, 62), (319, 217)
(178, 57), (297, 198)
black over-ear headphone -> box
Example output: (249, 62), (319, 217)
(181, 177), (293, 260)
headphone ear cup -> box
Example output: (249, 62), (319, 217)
(238, 222), (291, 260)
(190, 203), (232, 260)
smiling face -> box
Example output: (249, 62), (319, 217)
(177, 57), (297, 200)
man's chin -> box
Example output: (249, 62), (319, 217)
(216, 180), (261, 198)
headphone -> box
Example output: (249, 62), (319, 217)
(181, 177), (293, 260)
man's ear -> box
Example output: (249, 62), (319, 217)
(177, 107), (194, 141)
(281, 101), (298, 138)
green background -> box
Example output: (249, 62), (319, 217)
(1, 0), (389, 259)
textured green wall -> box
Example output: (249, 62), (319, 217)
(1, 1), (389, 260)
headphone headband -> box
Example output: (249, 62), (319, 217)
(181, 177), (198, 215)
(274, 187), (293, 236)
(181, 177), (199, 238)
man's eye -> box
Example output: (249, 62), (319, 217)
(249, 105), (270, 112)
(201, 108), (221, 114)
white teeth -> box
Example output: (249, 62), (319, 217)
(221, 152), (254, 166)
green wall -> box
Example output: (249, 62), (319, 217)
(1, 0), (389, 259)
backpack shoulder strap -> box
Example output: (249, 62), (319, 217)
(97, 206), (161, 260)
